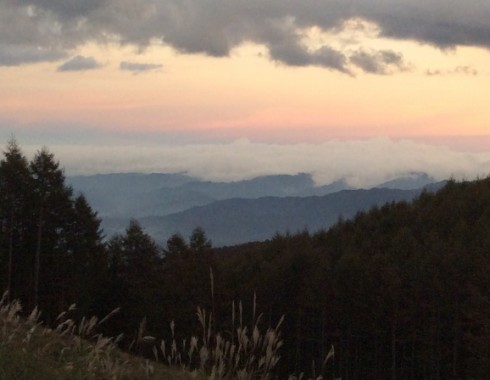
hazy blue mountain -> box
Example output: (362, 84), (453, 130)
(68, 172), (199, 217)
(69, 171), (442, 246)
(68, 172), (195, 193)
(69, 172), (327, 218)
(297, 179), (352, 196)
(175, 173), (316, 199)
(68, 172), (435, 217)
(128, 187), (436, 247)
(377, 172), (436, 190)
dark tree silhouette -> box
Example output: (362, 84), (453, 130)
(0, 138), (32, 301)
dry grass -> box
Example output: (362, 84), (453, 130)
(0, 292), (190, 380)
(155, 298), (284, 380)
(1, 289), (337, 380)
(287, 344), (338, 380)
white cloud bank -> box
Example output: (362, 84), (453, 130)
(21, 138), (490, 188)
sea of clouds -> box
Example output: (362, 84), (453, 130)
(17, 137), (490, 188)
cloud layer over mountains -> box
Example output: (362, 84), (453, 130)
(2, 0), (490, 72)
(22, 137), (490, 189)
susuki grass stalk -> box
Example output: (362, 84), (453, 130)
(157, 292), (285, 379)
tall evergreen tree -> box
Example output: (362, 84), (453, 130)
(64, 194), (106, 316)
(30, 148), (73, 314)
(0, 139), (32, 300)
(105, 220), (163, 334)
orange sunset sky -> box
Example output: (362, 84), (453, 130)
(1, 1), (490, 184)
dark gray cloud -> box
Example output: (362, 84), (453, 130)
(268, 39), (349, 72)
(57, 55), (101, 71)
(2, 1), (490, 72)
(120, 61), (163, 73)
(357, 1), (490, 49)
(0, 43), (65, 66)
(350, 49), (407, 74)
(17, 0), (102, 19)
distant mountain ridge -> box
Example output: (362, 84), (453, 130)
(68, 172), (442, 246)
(176, 173), (316, 199)
(138, 187), (441, 246)
(68, 172), (196, 217)
(377, 172), (436, 190)
(68, 172), (350, 218)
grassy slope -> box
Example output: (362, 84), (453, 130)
(0, 299), (192, 380)
(1, 296), (286, 380)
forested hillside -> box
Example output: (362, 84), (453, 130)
(137, 187), (434, 246)
(207, 179), (490, 379)
(1, 142), (488, 379)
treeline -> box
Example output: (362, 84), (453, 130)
(1, 141), (489, 379)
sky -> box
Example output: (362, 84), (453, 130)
(1, 0), (490, 187)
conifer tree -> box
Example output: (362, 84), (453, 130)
(189, 226), (212, 253)
(0, 138), (32, 300)
(106, 220), (162, 332)
(164, 233), (188, 256)
(65, 194), (106, 315)
(30, 147), (73, 312)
